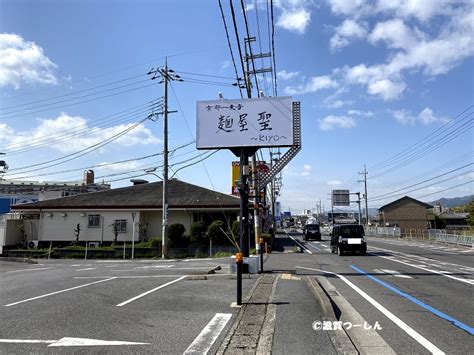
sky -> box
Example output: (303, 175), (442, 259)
(0, 0), (473, 215)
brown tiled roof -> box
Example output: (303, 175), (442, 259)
(378, 196), (433, 211)
(11, 179), (241, 210)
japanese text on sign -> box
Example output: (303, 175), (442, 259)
(196, 97), (293, 149)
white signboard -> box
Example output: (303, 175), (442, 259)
(196, 97), (293, 149)
(332, 190), (350, 207)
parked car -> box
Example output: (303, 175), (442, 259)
(303, 224), (321, 241)
(330, 224), (366, 255)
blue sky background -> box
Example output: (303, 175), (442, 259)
(0, 0), (472, 214)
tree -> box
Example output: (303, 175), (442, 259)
(168, 223), (186, 247)
(190, 221), (207, 245)
(110, 223), (118, 243)
(467, 200), (474, 227)
(208, 220), (232, 245)
(73, 223), (81, 244)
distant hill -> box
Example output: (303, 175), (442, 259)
(429, 195), (474, 208)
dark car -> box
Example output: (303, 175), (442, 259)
(303, 224), (321, 241)
(330, 224), (367, 255)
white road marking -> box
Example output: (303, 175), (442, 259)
(287, 234), (312, 254)
(376, 255), (474, 285)
(296, 266), (445, 355)
(48, 337), (149, 347)
(183, 313), (232, 354)
(4, 278), (116, 307)
(6, 267), (53, 273)
(75, 268), (97, 272)
(0, 337), (149, 347)
(379, 269), (413, 279)
(116, 275), (187, 307)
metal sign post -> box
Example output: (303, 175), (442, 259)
(196, 96), (297, 306)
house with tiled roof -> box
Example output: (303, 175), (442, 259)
(378, 196), (433, 232)
(5, 179), (241, 247)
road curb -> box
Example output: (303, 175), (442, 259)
(0, 257), (38, 264)
(305, 276), (358, 355)
(216, 274), (278, 354)
(315, 275), (396, 355)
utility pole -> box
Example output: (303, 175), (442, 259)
(244, 36), (272, 266)
(358, 165), (369, 225)
(147, 58), (181, 258)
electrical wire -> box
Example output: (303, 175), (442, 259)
(240, 0), (261, 95)
(229, 0), (251, 98)
(416, 180), (473, 199)
(218, 0), (244, 98)
(0, 74), (147, 112)
(0, 82), (157, 120)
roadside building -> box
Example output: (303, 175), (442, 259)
(0, 170), (110, 214)
(437, 212), (469, 231)
(5, 179), (240, 247)
(378, 196), (433, 232)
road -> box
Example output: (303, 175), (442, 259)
(277, 230), (474, 354)
(0, 258), (254, 354)
(0, 232), (472, 354)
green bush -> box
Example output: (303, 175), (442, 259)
(231, 220), (239, 238)
(150, 237), (162, 248)
(208, 220), (233, 245)
(190, 221), (208, 245)
(168, 223), (186, 247)
(213, 251), (233, 258)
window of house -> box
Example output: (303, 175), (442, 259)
(115, 219), (127, 233)
(88, 214), (101, 228)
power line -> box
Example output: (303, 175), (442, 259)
(416, 180), (473, 199)
(270, 0), (277, 96)
(370, 106), (473, 171)
(369, 163), (473, 201)
(0, 82), (157, 120)
(0, 73), (146, 112)
(229, 0), (251, 98)
(4, 105), (153, 155)
(218, 0), (244, 98)
(240, 0), (261, 95)
(6, 117), (149, 174)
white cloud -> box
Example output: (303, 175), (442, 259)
(277, 69), (299, 80)
(375, 0), (457, 22)
(347, 109), (373, 117)
(301, 164), (312, 176)
(341, 7), (474, 101)
(284, 75), (337, 95)
(319, 115), (356, 131)
(330, 19), (367, 51)
(327, 0), (365, 16)
(327, 180), (343, 186)
(0, 33), (58, 89)
(323, 98), (354, 108)
(392, 107), (448, 126)
(367, 78), (406, 101)
(4, 113), (161, 153)
(277, 8), (311, 33)
(368, 19), (418, 49)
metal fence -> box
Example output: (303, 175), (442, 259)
(428, 229), (473, 247)
(366, 227), (473, 247)
(365, 227), (401, 237)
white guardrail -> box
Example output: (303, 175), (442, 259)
(428, 230), (473, 247)
(366, 227), (473, 247)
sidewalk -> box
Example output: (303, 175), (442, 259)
(218, 254), (356, 354)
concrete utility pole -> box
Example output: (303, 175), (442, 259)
(358, 165), (369, 225)
(147, 58), (181, 258)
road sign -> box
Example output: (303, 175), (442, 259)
(332, 190), (350, 206)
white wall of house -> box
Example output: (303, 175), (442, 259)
(40, 211), (141, 243)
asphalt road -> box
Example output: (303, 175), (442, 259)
(1, 233), (472, 354)
(272, 230), (474, 354)
(0, 258), (255, 354)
